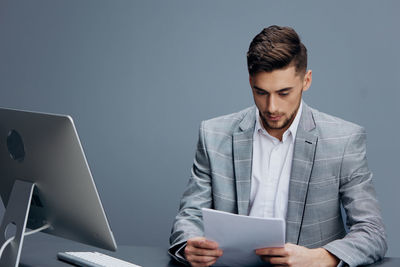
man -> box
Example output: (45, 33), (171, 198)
(169, 25), (387, 267)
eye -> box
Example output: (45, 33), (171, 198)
(279, 92), (289, 96)
(255, 90), (267, 95)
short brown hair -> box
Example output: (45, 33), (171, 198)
(247, 25), (307, 76)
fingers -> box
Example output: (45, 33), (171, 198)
(256, 245), (289, 265)
(256, 244), (299, 266)
(185, 245), (223, 257)
(185, 237), (223, 267)
(255, 247), (288, 257)
(188, 238), (219, 250)
(259, 255), (288, 265)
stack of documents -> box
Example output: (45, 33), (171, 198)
(202, 208), (285, 267)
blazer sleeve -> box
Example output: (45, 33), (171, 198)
(323, 127), (387, 267)
(168, 121), (213, 264)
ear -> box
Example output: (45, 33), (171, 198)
(302, 70), (312, 92)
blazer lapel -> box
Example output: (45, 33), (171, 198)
(233, 107), (256, 215)
(286, 102), (318, 244)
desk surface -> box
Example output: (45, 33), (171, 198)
(19, 233), (181, 267)
(18, 233), (399, 267)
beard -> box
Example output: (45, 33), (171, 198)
(260, 105), (300, 131)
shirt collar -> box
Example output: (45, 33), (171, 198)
(255, 101), (303, 143)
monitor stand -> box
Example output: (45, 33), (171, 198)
(0, 180), (35, 267)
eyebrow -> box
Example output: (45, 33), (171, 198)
(253, 86), (294, 93)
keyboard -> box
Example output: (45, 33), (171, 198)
(57, 251), (142, 267)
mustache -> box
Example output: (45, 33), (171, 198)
(262, 112), (285, 117)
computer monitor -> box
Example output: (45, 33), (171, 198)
(0, 107), (117, 267)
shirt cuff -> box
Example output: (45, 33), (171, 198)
(168, 241), (189, 265)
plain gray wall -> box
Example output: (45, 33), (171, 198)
(0, 0), (399, 256)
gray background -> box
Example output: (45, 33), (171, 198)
(0, 0), (399, 257)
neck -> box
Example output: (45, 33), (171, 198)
(264, 123), (288, 141)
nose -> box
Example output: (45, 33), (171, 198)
(266, 94), (278, 114)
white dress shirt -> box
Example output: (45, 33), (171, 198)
(249, 102), (302, 219)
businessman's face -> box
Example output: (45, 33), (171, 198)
(250, 65), (312, 139)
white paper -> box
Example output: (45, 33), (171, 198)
(202, 208), (285, 267)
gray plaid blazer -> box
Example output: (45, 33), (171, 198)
(169, 102), (387, 267)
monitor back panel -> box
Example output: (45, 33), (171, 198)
(0, 108), (117, 251)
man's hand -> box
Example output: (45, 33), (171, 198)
(184, 237), (223, 267)
(255, 243), (339, 267)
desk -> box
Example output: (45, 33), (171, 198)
(19, 233), (181, 267)
(18, 233), (399, 267)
